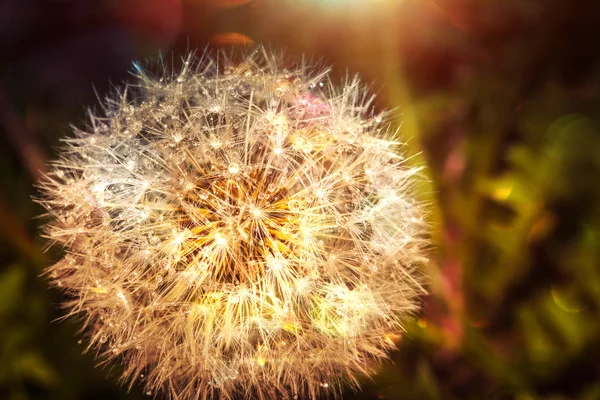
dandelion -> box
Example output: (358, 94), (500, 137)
(38, 47), (428, 400)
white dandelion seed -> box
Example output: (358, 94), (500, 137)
(37, 47), (429, 400)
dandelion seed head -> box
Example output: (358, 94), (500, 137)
(38, 47), (428, 400)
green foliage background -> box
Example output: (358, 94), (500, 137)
(1, 0), (600, 399)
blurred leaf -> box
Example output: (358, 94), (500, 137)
(0, 265), (25, 318)
(14, 351), (58, 388)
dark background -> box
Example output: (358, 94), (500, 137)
(2, 0), (600, 399)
